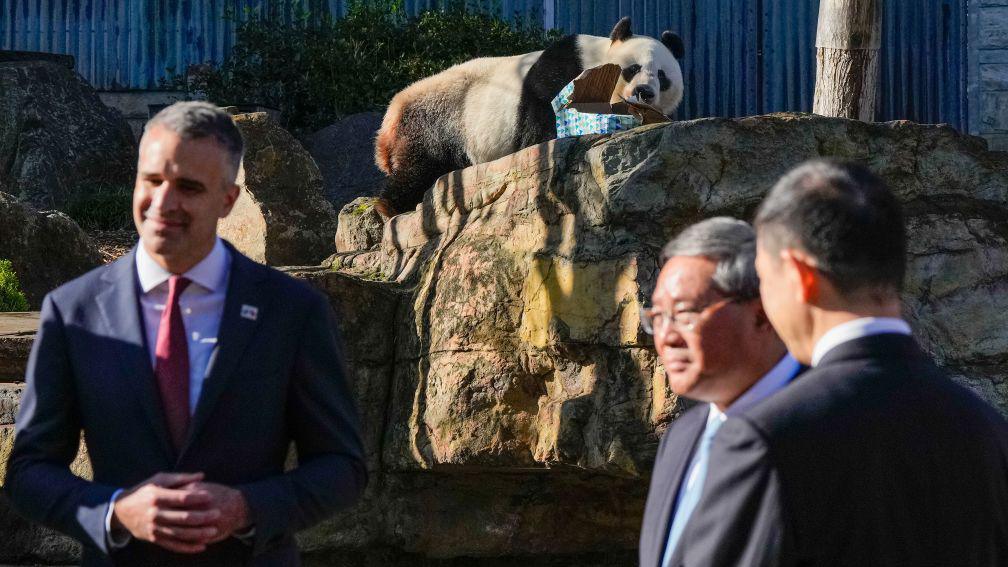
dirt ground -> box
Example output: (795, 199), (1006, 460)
(89, 229), (137, 264)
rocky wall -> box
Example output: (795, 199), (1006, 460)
(1, 113), (1006, 564)
(0, 60), (135, 210)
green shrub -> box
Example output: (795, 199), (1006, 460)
(0, 259), (29, 312)
(164, 0), (562, 134)
(64, 184), (134, 231)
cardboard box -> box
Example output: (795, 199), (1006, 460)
(551, 63), (670, 139)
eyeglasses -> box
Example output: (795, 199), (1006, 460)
(640, 296), (743, 335)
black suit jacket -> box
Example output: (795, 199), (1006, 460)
(640, 363), (808, 567)
(639, 403), (708, 567)
(4, 243), (367, 566)
(670, 334), (1008, 566)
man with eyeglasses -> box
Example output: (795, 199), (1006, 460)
(668, 161), (1008, 566)
(638, 217), (803, 567)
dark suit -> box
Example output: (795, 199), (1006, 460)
(640, 363), (808, 567)
(669, 334), (1008, 566)
(4, 243), (367, 566)
(639, 403), (708, 567)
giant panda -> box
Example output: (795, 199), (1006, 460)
(374, 17), (685, 215)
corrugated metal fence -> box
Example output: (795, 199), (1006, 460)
(0, 0), (968, 129)
(552, 0), (967, 128)
(1, 0), (349, 90)
(0, 0), (545, 89)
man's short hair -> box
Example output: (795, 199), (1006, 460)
(661, 216), (760, 300)
(145, 101), (244, 181)
(754, 159), (906, 295)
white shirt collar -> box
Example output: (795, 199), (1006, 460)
(708, 353), (802, 423)
(135, 237), (231, 294)
(811, 317), (912, 366)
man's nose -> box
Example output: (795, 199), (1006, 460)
(151, 182), (179, 210)
(634, 85), (656, 101)
(655, 323), (687, 347)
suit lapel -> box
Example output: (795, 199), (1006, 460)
(95, 248), (176, 464)
(648, 405), (709, 566)
(180, 249), (268, 460)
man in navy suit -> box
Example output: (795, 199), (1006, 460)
(669, 160), (1008, 565)
(4, 101), (367, 565)
(638, 217), (802, 567)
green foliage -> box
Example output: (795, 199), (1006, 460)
(0, 259), (29, 312)
(163, 0), (563, 133)
(350, 199), (374, 216)
(64, 185), (134, 231)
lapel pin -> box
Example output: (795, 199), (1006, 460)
(240, 304), (259, 321)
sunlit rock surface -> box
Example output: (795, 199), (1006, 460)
(2, 113), (1006, 564)
(218, 112), (339, 266)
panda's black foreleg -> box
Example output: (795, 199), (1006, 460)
(381, 172), (436, 215)
(377, 102), (472, 214)
(379, 138), (469, 215)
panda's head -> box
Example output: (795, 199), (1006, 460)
(605, 17), (685, 115)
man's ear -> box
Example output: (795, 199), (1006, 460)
(781, 249), (820, 305)
(221, 182), (240, 218)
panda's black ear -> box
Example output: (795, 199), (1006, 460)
(662, 31), (685, 59)
(610, 17), (632, 43)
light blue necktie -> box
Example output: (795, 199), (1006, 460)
(661, 411), (725, 566)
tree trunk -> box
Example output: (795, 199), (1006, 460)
(813, 0), (881, 121)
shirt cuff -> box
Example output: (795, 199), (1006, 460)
(234, 525), (256, 545)
(105, 488), (132, 549)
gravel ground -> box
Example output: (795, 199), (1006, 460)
(88, 229), (137, 264)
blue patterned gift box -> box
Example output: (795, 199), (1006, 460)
(551, 79), (642, 138)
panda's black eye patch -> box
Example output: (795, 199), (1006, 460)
(622, 64), (642, 82)
(658, 71), (671, 91)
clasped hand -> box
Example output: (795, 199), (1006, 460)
(110, 472), (251, 554)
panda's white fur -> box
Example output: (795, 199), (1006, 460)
(375, 17), (685, 213)
(594, 35), (684, 113)
(459, 51), (543, 163)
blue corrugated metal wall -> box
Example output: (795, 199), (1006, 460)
(0, 1), (545, 90)
(0, 0), (968, 129)
(1, 1), (350, 90)
(551, 0), (967, 129)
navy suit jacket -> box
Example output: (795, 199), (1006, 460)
(4, 243), (367, 566)
(638, 402), (709, 567)
(639, 363), (807, 567)
(669, 334), (1008, 567)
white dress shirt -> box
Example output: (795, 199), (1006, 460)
(106, 238), (232, 547)
(811, 317), (912, 366)
(135, 237), (231, 414)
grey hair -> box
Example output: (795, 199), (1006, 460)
(145, 101), (244, 181)
(661, 217), (760, 299)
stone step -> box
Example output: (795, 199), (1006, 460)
(0, 313), (37, 383)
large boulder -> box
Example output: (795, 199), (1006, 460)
(0, 192), (102, 309)
(0, 60), (136, 210)
(2, 114), (1007, 565)
(218, 112), (339, 266)
(368, 116), (1008, 482)
(302, 112), (387, 212)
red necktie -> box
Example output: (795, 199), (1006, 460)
(154, 275), (192, 452)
